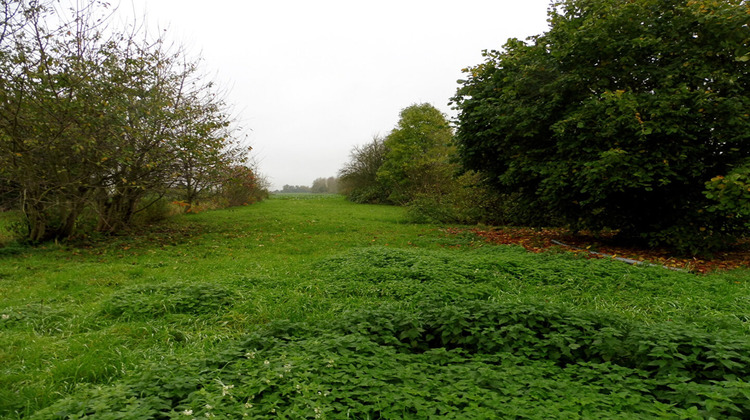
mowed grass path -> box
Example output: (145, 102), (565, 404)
(1, 195), (748, 418)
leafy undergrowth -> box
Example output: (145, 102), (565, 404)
(456, 227), (750, 273)
(317, 247), (749, 328)
(30, 302), (750, 419)
(100, 282), (236, 320)
(2, 196), (749, 419)
(22, 245), (750, 419)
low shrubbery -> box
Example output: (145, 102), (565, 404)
(405, 171), (506, 225)
(3, 196), (748, 418)
(317, 246), (749, 326)
(31, 301), (750, 419)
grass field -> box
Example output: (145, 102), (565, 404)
(1, 195), (749, 419)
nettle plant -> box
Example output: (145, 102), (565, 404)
(34, 301), (750, 419)
(100, 282), (236, 320)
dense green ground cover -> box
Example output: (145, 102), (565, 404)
(1, 195), (748, 418)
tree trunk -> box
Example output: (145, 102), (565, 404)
(96, 188), (141, 234)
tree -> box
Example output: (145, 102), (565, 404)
(0, 0), (248, 240)
(311, 177), (338, 194)
(376, 103), (455, 204)
(338, 135), (390, 203)
(0, 0), (113, 240)
(452, 0), (750, 254)
(170, 68), (250, 212)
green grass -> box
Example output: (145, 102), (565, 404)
(0, 211), (21, 248)
(1, 195), (748, 419)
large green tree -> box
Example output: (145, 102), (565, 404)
(453, 0), (750, 254)
(377, 103), (455, 204)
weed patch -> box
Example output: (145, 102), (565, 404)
(0, 303), (70, 334)
(3, 196), (749, 418)
(317, 246), (750, 328)
(33, 301), (750, 419)
(318, 246), (519, 302)
(100, 282), (236, 320)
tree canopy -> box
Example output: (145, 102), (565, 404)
(452, 0), (750, 254)
(338, 104), (455, 205)
(377, 103), (455, 204)
(338, 135), (390, 203)
(0, 0), (251, 240)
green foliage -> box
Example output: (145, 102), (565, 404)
(2, 196), (748, 418)
(405, 171), (504, 225)
(316, 245), (750, 327)
(0, 210), (22, 248)
(338, 136), (391, 203)
(339, 104), (489, 224)
(0, 303), (70, 334)
(339, 106), (510, 225)
(345, 184), (391, 204)
(130, 196), (180, 226)
(100, 282), (235, 320)
(31, 302), (750, 419)
(377, 103), (455, 204)
(705, 162), (750, 222)
(0, 0), (249, 242)
(453, 0), (750, 254)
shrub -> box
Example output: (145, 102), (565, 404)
(405, 171), (508, 225)
(131, 196), (181, 225)
(35, 301), (750, 419)
(220, 165), (268, 208)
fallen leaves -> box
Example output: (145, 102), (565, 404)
(447, 227), (750, 274)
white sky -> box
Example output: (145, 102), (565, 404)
(121, 1), (552, 190)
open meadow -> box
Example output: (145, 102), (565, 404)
(1, 195), (749, 419)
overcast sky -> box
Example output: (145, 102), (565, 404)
(122, 1), (552, 190)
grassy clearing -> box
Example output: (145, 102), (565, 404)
(1, 195), (748, 418)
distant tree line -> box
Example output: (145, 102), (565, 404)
(338, 0), (749, 255)
(0, 0), (266, 242)
(338, 103), (494, 223)
(280, 185), (312, 194)
(277, 177), (338, 194)
(311, 177), (339, 194)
